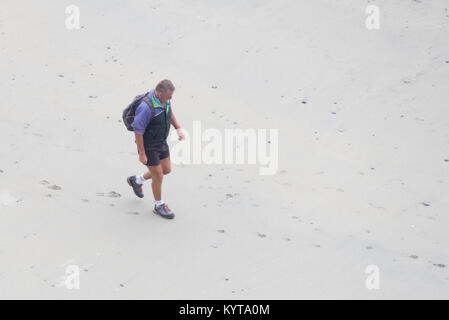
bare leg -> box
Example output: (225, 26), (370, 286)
(148, 164), (164, 201)
(160, 157), (171, 175)
(143, 169), (152, 180)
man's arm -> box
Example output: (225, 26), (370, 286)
(132, 102), (151, 164)
(135, 133), (145, 155)
(171, 111), (180, 129)
(171, 111), (185, 141)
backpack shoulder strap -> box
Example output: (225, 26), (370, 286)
(141, 95), (155, 119)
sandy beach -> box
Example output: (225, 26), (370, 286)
(1, 0), (448, 299)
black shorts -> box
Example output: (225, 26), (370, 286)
(137, 141), (170, 166)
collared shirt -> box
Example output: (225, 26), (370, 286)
(131, 89), (169, 135)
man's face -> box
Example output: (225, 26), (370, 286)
(157, 90), (174, 103)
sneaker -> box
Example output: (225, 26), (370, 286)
(153, 203), (175, 219)
(127, 176), (144, 198)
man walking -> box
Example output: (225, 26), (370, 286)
(127, 79), (185, 219)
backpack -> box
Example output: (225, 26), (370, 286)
(122, 92), (155, 131)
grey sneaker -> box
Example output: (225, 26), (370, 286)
(153, 203), (175, 219)
(127, 176), (144, 198)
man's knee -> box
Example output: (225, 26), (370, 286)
(149, 166), (164, 180)
(163, 167), (171, 175)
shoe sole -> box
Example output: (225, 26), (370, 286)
(127, 177), (144, 198)
(153, 209), (175, 219)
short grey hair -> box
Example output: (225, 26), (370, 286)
(155, 79), (175, 94)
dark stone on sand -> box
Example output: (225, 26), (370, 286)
(217, 229), (225, 233)
(433, 263), (446, 268)
(301, 100), (307, 104)
(48, 185), (61, 190)
(422, 202), (430, 206)
(410, 255), (419, 259)
(257, 232), (266, 238)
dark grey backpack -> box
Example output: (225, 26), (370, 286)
(122, 92), (155, 131)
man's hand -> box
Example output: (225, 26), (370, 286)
(176, 128), (185, 141)
(139, 152), (148, 165)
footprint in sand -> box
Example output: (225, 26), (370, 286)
(107, 191), (121, 198)
(39, 180), (61, 190)
(433, 263), (446, 268)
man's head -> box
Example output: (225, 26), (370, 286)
(154, 79), (175, 104)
